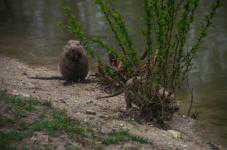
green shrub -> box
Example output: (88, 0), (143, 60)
(61, 0), (222, 123)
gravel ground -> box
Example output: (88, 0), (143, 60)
(0, 55), (216, 149)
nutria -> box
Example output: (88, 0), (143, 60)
(59, 40), (89, 82)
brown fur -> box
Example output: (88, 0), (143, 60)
(59, 40), (89, 82)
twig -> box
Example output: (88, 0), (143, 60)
(186, 77), (194, 116)
(96, 90), (123, 99)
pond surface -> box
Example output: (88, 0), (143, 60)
(0, 0), (227, 147)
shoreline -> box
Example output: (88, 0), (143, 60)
(0, 55), (219, 149)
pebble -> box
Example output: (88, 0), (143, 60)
(8, 90), (30, 98)
(22, 93), (30, 98)
(120, 123), (124, 127)
(85, 110), (96, 115)
(168, 130), (183, 139)
(147, 123), (154, 127)
(86, 100), (93, 104)
(31, 132), (49, 144)
(99, 114), (109, 119)
(9, 90), (19, 96)
(100, 127), (112, 134)
(22, 72), (27, 76)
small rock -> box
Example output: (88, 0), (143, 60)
(27, 82), (35, 89)
(86, 100), (93, 104)
(59, 98), (66, 103)
(31, 132), (49, 144)
(112, 128), (117, 132)
(22, 72), (27, 76)
(120, 123), (124, 127)
(168, 130), (184, 139)
(99, 114), (109, 119)
(85, 110), (96, 115)
(147, 122), (153, 127)
(100, 127), (112, 134)
(9, 90), (19, 96)
(21, 93), (30, 98)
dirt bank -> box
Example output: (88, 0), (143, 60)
(0, 55), (216, 149)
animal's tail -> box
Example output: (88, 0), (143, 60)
(29, 76), (64, 80)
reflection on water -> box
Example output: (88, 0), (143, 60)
(0, 0), (145, 68)
(0, 0), (227, 147)
(0, 0), (77, 68)
(186, 1), (227, 146)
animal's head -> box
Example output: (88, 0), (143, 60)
(67, 40), (81, 46)
(66, 47), (83, 61)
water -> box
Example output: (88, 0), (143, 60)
(0, 0), (227, 147)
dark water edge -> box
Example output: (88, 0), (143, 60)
(0, 0), (227, 148)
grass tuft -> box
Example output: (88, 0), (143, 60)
(103, 130), (150, 145)
(0, 116), (16, 126)
(0, 91), (98, 148)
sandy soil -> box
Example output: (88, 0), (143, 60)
(0, 55), (215, 149)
